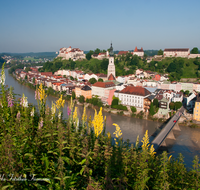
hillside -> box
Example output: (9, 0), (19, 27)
(40, 55), (200, 81)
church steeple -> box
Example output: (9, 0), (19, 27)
(109, 43), (114, 57)
(107, 43), (115, 79)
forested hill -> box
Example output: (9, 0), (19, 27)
(39, 55), (200, 81)
(0, 52), (57, 59)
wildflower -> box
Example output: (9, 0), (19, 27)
(73, 107), (78, 122)
(168, 155), (172, 161)
(92, 107), (104, 137)
(0, 64), (5, 85)
(135, 135), (140, 149)
(149, 144), (156, 158)
(7, 94), (14, 107)
(39, 118), (43, 129)
(82, 106), (87, 125)
(107, 132), (111, 139)
(20, 93), (28, 108)
(56, 95), (65, 110)
(113, 123), (122, 145)
(16, 111), (20, 120)
(69, 97), (74, 110)
(38, 83), (47, 103)
(58, 111), (61, 120)
(141, 130), (150, 151)
(30, 107), (35, 117)
(51, 102), (56, 116)
(113, 123), (122, 138)
(35, 90), (40, 100)
(67, 107), (71, 116)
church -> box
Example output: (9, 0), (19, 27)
(107, 43), (116, 80)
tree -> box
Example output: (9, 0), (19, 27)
(89, 77), (97, 84)
(72, 91), (76, 100)
(169, 102), (175, 110)
(78, 95), (85, 103)
(191, 47), (199, 54)
(25, 67), (31, 72)
(174, 102), (182, 110)
(94, 48), (101, 54)
(33, 77), (35, 84)
(149, 102), (155, 116)
(153, 98), (159, 108)
(98, 78), (103, 82)
(86, 50), (94, 60)
(70, 76), (74, 80)
(111, 98), (119, 106)
(25, 75), (27, 80)
(158, 49), (163, 55)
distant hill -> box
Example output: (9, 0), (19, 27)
(0, 52), (57, 59)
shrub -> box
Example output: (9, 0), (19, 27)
(131, 106), (137, 113)
(112, 104), (127, 111)
(78, 95), (85, 103)
(111, 98), (119, 106)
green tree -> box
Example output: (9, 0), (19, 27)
(33, 77), (35, 84)
(158, 49), (163, 55)
(149, 102), (155, 116)
(89, 77), (97, 84)
(78, 95), (85, 103)
(94, 48), (101, 54)
(86, 50), (94, 60)
(25, 67), (31, 72)
(70, 76), (74, 80)
(169, 102), (175, 110)
(174, 102), (182, 110)
(25, 75), (27, 80)
(153, 98), (159, 108)
(111, 98), (119, 107)
(98, 78), (103, 82)
(72, 91), (76, 100)
(191, 47), (199, 54)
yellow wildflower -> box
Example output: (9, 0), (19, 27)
(51, 101), (56, 116)
(135, 135), (139, 148)
(107, 132), (111, 139)
(82, 106), (87, 123)
(56, 95), (65, 109)
(113, 123), (122, 138)
(88, 116), (92, 128)
(69, 97), (74, 110)
(168, 155), (172, 162)
(92, 107), (104, 137)
(141, 130), (150, 151)
(38, 83), (47, 103)
(73, 107), (78, 122)
(149, 144), (156, 158)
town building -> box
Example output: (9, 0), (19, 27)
(115, 86), (151, 111)
(57, 46), (86, 61)
(75, 85), (92, 99)
(132, 47), (144, 57)
(193, 94), (200, 122)
(163, 48), (190, 58)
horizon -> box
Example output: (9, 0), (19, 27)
(1, 0), (200, 53)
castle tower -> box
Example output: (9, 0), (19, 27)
(107, 43), (116, 79)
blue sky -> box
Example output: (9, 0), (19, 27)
(0, 0), (200, 53)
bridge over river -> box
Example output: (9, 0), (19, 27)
(152, 106), (185, 152)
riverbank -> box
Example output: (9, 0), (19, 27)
(10, 72), (200, 128)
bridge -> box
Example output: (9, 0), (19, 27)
(151, 106), (185, 152)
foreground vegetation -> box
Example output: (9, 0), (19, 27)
(1, 64), (200, 189)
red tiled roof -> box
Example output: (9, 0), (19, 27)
(164, 48), (189, 52)
(93, 82), (115, 88)
(134, 47), (143, 52)
(119, 86), (151, 96)
(118, 51), (129, 55)
(108, 74), (116, 81)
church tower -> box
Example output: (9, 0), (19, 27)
(107, 43), (116, 79)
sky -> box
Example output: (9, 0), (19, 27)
(0, 0), (200, 53)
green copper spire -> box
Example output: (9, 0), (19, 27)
(109, 43), (114, 57)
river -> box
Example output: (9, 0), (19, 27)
(3, 68), (200, 167)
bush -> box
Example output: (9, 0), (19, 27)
(78, 95), (85, 103)
(111, 98), (119, 106)
(131, 106), (137, 113)
(111, 104), (127, 111)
